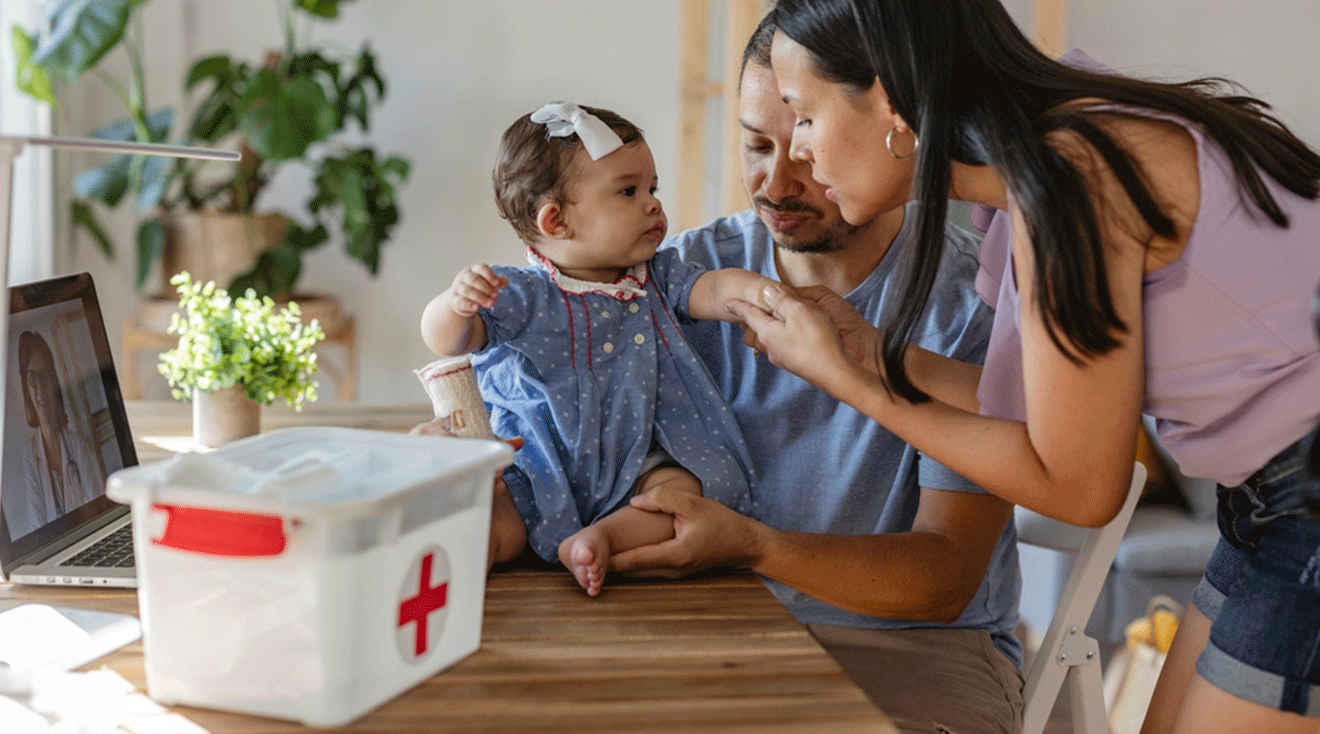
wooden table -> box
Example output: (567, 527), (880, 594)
(1, 401), (895, 733)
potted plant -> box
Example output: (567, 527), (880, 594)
(159, 271), (325, 447)
(12, 0), (410, 300)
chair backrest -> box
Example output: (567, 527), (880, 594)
(1017, 462), (1147, 734)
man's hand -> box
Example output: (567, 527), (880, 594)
(608, 485), (767, 578)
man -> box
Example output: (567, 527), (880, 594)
(609, 18), (1023, 734)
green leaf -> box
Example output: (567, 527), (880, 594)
(380, 155), (410, 180)
(311, 148), (407, 275)
(135, 218), (164, 290)
(12, 26), (56, 104)
(296, 0), (349, 19)
(238, 72), (336, 161)
(184, 54), (231, 90)
(227, 223), (326, 299)
(338, 46), (383, 130)
(70, 200), (114, 258)
(284, 222), (330, 251)
(72, 107), (172, 209)
(87, 106), (172, 142)
(185, 56), (248, 143)
(133, 154), (171, 213)
(31, 0), (135, 84)
(73, 156), (130, 206)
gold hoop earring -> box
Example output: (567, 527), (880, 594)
(885, 126), (918, 160)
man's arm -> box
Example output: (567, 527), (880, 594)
(611, 484), (1012, 624)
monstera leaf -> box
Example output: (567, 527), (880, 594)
(238, 70), (337, 162)
(30, 0), (136, 84)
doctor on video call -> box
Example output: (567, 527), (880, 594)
(8, 329), (104, 538)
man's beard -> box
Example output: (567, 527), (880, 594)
(778, 228), (853, 254)
(755, 196), (857, 254)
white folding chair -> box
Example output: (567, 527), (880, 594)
(1017, 462), (1147, 734)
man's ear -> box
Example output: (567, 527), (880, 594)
(536, 202), (572, 240)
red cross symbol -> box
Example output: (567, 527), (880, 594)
(397, 552), (448, 657)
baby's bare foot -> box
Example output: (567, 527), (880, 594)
(558, 529), (609, 597)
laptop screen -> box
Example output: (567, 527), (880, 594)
(0, 273), (137, 571)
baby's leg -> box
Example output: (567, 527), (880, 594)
(557, 466), (701, 596)
(487, 480), (527, 570)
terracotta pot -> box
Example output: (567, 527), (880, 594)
(193, 384), (261, 448)
(157, 211), (290, 295)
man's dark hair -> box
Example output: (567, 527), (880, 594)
(493, 105), (644, 243)
(739, 12), (777, 85)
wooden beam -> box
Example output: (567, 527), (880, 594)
(677, 0), (712, 230)
(719, 0), (765, 218)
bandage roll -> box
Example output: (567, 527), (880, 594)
(414, 355), (497, 439)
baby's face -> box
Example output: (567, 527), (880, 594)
(541, 140), (667, 283)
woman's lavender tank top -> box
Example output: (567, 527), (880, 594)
(975, 108), (1320, 486)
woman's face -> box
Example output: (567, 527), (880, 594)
(22, 348), (59, 425)
(771, 31), (915, 226)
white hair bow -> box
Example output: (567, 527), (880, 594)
(530, 102), (624, 160)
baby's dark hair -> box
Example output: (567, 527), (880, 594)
(493, 104), (644, 243)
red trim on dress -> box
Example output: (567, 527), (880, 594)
(526, 247), (651, 300)
(649, 307), (670, 352)
(578, 294), (593, 371)
(560, 288), (576, 370)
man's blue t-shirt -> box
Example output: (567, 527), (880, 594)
(663, 203), (1022, 666)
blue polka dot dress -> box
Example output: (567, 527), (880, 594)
(472, 248), (756, 561)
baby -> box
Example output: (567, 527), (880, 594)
(421, 102), (770, 595)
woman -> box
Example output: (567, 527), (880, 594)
(730, 1), (1320, 731)
(16, 330), (103, 533)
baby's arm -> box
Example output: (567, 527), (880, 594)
(420, 264), (508, 356)
(685, 268), (778, 322)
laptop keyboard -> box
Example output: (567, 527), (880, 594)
(60, 524), (135, 568)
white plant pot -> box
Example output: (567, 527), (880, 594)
(193, 385), (261, 448)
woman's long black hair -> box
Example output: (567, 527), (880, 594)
(771, 0), (1320, 402)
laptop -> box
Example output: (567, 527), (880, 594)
(0, 273), (139, 587)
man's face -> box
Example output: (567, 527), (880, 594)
(739, 62), (859, 253)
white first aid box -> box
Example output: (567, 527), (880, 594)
(106, 427), (513, 727)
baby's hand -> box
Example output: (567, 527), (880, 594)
(449, 264), (509, 317)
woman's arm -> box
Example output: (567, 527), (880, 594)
(728, 197), (1148, 527)
(791, 284), (984, 413)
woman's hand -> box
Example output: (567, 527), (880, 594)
(725, 284), (870, 393)
(794, 285), (882, 375)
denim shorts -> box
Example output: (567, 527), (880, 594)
(1190, 429), (1320, 715)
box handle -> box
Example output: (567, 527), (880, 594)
(152, 505), (288, 557)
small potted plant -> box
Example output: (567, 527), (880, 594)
(159, 271), (325, 447)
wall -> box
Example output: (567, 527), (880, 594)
(61, 0), (681, 403)
(58, 0), (1320, 403)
